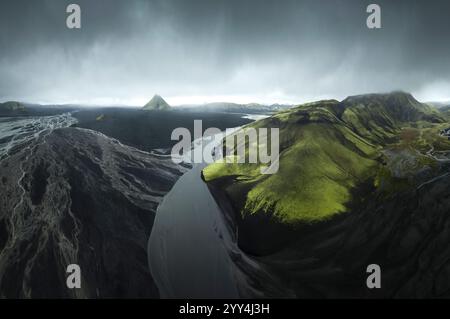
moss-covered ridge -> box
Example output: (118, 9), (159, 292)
(203, 92), (447, 224)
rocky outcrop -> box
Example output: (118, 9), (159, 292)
(0, 127), (187, 298)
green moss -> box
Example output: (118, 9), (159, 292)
(203, 93), (450, 225)
(204, 122), (379, 223)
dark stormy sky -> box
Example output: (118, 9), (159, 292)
(1, 0), (450, 105)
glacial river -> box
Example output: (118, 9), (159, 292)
(0, 113), (78, 161)
(148, 115), (268, 298)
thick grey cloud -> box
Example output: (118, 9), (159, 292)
(1, 0), (450, 105)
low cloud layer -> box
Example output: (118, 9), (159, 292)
(1, 0), (450, 105)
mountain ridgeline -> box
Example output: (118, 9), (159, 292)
(340, 92), (443, 142)
(141, 94), (292, 114)
(203, 92), (450, 297)
(180, 102), (292, 114)
(205, 92), (444, 223)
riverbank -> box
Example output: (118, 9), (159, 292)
(147, 113), (288, 298)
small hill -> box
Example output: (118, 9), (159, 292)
(0, 101), (27, 116)
(143, 95), (170, 111)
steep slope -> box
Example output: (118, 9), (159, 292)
(253, 171), (450, 298)
(204, 102), (380, 223)
(143, 95), (170, 111)
(440, 105), (450, 119)
(202, 92), (450, 297)
(0, 127), (186, 298)
(203, 92), (450, 256)
(341, 92), (443, 143)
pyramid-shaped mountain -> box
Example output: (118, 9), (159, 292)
(143, 95), (170, 110)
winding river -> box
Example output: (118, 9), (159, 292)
(0, 113), (78, 161)
(148, 115), (267, 298)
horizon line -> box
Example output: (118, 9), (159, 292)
(1, 91), (450, 107)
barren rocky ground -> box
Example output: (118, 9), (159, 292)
(0, 127), (187, 298)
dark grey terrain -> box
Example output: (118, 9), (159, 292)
(0, 127), (186, 298)
(73, 108), (253, 153)
(243, 172), (450, 298)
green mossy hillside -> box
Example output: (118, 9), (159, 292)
(203, 92), (449, 224)
(204, 107), (380, 223)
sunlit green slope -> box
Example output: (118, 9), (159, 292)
(203, 92), (446, 224)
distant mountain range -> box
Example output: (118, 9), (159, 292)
(2, 96), (292, 115)
(177, 102), (293, 114)
(141, 94), (293, 114)
(0, 101), (80, 117)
